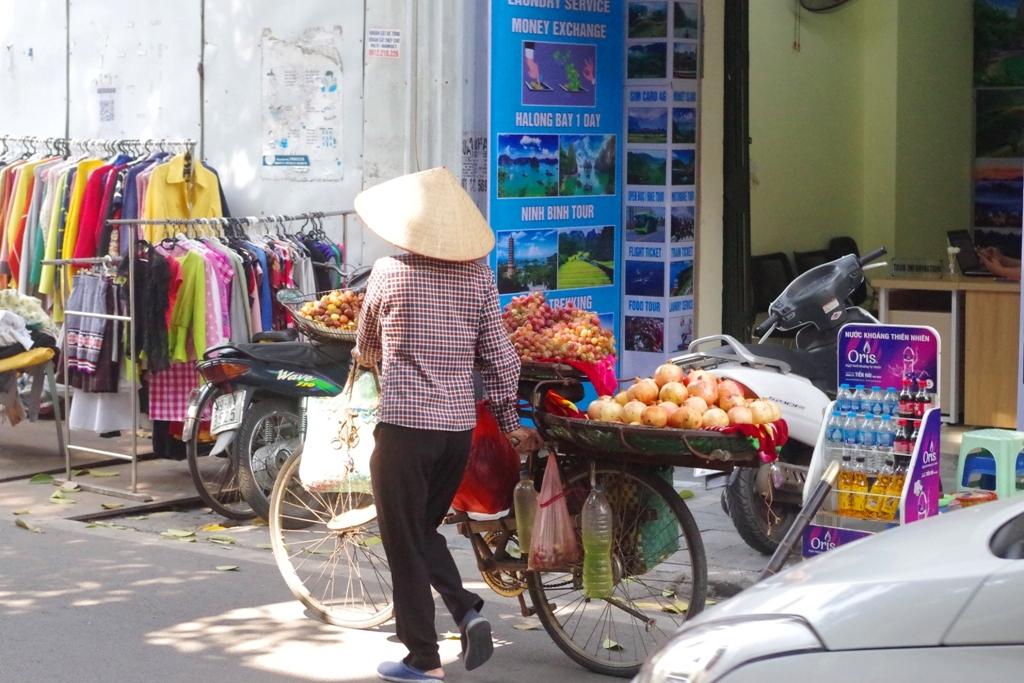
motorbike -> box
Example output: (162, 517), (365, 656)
(676, 247), (886, 554)
(182, 270), (368, 521)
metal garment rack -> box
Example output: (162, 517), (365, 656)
(40, 209), (355, 501)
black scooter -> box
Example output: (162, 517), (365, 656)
(182, 272), (366, 521)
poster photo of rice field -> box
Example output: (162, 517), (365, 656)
(671, 205), (695, 242)
(496, 229), (558, 294)
(669, 260), (694, 297)
(672, 106), (696, 144)
(559, 134), (616, 196)
(626, 206), (667, 243)
(673, 42), (698, 79)
(628, 1), (668, 38)
(628, 107), (668, 143)
(497, 134), (559, 198)
(975, 0), (1024, 86)
(674, 1), (699, 39)
(627, 150), (667, 185)
(975, 88), (1024, 157)
(672, 149), (696, 185)
(625, 315), (664, 352)
(974, 160), (1024, 229)
(625, 260), (665, 297)
(557, 226), (615, 289)
(628, 42), (668, 79)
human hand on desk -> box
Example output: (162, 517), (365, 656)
(978, 249), (1021, 281)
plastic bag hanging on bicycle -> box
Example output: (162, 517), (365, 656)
(299, 365), (379, 493)
(451, 401), (521, 514)
(528, 455), (580, 570)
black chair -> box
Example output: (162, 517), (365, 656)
(750, 252), (795, 314)
(793, 248), (833, 274)
(827, 236), (868, 305)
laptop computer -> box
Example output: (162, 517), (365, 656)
(947, 229), (993, 276)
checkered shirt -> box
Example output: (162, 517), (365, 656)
(148, 361), (199, 422)
(355, 254), (521, 433)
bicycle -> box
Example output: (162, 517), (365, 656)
(268, 361), (763, 677)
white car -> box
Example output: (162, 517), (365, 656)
(633, 498), (1024, 682)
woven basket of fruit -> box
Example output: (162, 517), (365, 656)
(284, 289), (365, 343)
(537, 412), (763, 469)
(535, 362), (789, 469)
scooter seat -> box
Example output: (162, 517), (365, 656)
(221, 340), (353, 369)
(251, 329), (299, 343)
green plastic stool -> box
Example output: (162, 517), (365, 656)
(957, 429), (1024, 500)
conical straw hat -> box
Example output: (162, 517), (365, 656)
(354, 167), (495, 262)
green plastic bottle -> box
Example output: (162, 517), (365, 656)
(513, 469), (538, 556)
(582, 483), (614, 599)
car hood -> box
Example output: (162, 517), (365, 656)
(693, 499), (1024, 650)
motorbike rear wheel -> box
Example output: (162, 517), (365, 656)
(185, 388), (253, 520)
(725, 466), (799, 556)
(236, 398), (302, 522)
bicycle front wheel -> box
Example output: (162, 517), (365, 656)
(269, 448), (394, 629)
(527, 463), (707, 678)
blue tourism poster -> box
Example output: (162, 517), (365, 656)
(488, 0), (625, 349)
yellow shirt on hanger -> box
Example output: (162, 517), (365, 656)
(142, 154), (222, 242)
(37, 170), (69, 297)
(59, 158), (104, 264)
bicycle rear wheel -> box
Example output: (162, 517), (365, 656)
(527, 463), (707, 678)
(269, 448), (394, 629)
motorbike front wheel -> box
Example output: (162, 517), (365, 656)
(725, 466), (800, 556)
(236, 398), (303, 522)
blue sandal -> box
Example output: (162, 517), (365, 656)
(377, 661), (444, 682)
(460, 611), (494, 671)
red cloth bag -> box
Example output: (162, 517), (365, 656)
(451, 402), (521, 514)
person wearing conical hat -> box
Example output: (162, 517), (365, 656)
(354, 167), (541, 682)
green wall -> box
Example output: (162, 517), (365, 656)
(750, 0), (973, 263)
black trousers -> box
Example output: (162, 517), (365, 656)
(370, 423), (483, 671)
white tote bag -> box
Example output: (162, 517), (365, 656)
(299, 365), (380, 493)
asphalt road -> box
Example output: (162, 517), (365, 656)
(0, 512), (636, 683)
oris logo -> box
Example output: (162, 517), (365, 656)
(847, 341), (877, 365)
(809, 529), (836, 552)
(923, 443), (939, 464)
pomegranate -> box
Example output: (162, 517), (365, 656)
(717, 379), (745, 404)
(718, 393), (746, 411)
(621, 400), (647, 424)
(747, 400), (774, 425)
(642, 405), (669, 428)
(727, 406), (754, 425)
(668, 405), (702, 429)
(653, 363), (685, 387)
(598, 401), (624, 423)
(659, 381), (688, 405)
(628, 378), (660, 405)
(659, 401), (680, 416)
(587, 399), (607, 420)
(614, 391), (630, 406)
(702, 407), (730, 428)
(688, 379), (717, 406)
(683, 396), (708, 414)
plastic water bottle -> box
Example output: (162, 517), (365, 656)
(883, 387), (898, 416)
(842, 412), (861, 458)
(838, 383), (853, 412)
(875, 415), (895, 452)
(854, 385), (870, 414)
(826, 410), (845, 460)
(868, 387), (884, 416)
(513, 470), (538, 556)
(859, 414), (877, 454)
(582, 483), (614, 599)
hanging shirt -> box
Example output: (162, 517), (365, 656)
(59, 158), (105, 265)
(142, 154), (223, 240)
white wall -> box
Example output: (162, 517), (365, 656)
(0, 0), (68, 136)
(203, 0), (367, 257)
(67, 0), (202, 140)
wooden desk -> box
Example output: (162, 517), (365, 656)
(872, 275), (1020, 428)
